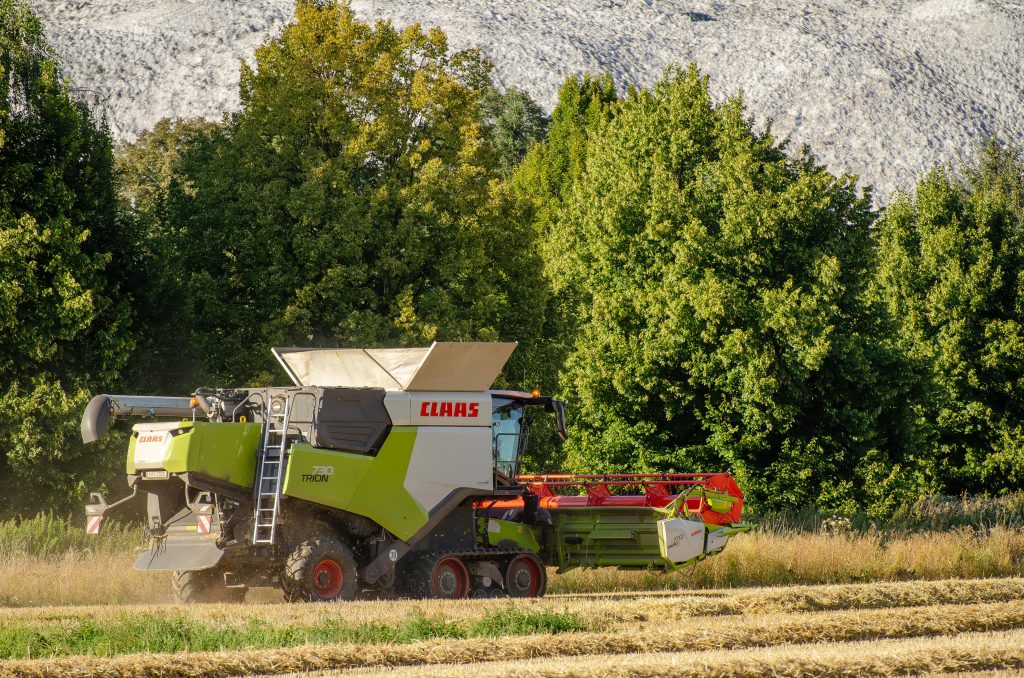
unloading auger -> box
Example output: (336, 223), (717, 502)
(82, 342), (750, 602)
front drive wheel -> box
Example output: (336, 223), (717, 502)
(283, 536), (359, 602)
(171, 567), (246, 603)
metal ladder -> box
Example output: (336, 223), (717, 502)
(252, 395), (293, 545)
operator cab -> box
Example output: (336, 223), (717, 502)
(489, 390), (568, 488)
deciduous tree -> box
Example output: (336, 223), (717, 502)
(553, 65), (916, 513)
(872, 140), (1024, 494)
(0, 0), (133, 512)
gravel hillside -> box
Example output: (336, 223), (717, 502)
(30, 0), (1024, 201)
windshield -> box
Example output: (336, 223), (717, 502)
(492, 398), (526, 483)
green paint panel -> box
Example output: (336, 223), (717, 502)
(541, 507), (682, 571)
(126, 435), (138, 475)
(280, 428), (429, 542)
(128, 421), (261, 488)
(479, 517), (541, 552)
(282, 444), (372, 509)
(346, 428), (428, 542)
(177, 422), (262, 487)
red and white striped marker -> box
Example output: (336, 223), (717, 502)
(196, 514), (212, 534)
(86, 515), (104, 535)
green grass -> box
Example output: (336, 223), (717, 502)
(0, 513), (144, 559)
(0, 609), (588, 659)
(748, 492), (1024, 534)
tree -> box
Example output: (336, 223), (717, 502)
(480, 85), (548, 176)
(872, 140), (1024, 494)
(117, 1), (549, 390)
(551, 65), (918, 514)
(113, 118), (224, 394)
(0, 0), (133, 513)
(510, 74), (618, 391)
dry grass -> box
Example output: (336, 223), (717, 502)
(2, 577), (1021, 629)
(0, 552), (170, 607)
(4, 599), (1024, 676)
(1, 527), (1021, 607)
(327, 629), (1024, 677)
(551, 527), (1024, 593)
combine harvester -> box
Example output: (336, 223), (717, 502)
(82, 343), (749, 601)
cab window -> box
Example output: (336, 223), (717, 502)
(492, 398), (525, 482)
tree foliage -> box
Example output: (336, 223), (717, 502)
(481, 85), (548, 177)
(117, 1), (550, 388)
(510, 75), (618, 392)
(549, 66), (919, 513)
(872, 140), (1024, 494)
(0, 0), (132, 511)
(4, 0), (1022, 516)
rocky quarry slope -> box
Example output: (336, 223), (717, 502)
(30, 0), (1024, 202)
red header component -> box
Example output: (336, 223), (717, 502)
(484, 473), (744, 525)
(418, 401), (480, 418)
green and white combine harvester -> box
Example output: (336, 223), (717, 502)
(82, 342), (750, 602)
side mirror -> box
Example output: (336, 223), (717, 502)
(553, 400), (569, 441)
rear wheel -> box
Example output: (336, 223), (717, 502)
(504, 553), (546, 598)
(171, 567), (246, 603)
(283, 536), (359, 602)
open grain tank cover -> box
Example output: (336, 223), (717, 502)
(272, 342), (518, 392)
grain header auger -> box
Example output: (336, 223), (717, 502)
(81, 342), (750, 602)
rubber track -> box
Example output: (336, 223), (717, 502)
(401, 547), (525, 598)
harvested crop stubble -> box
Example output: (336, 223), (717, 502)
(553, 577), (1024, 618)
(5, 600), (1024, 677)
(3, 578), (1021, 629)
(326, 629), (1024, 677)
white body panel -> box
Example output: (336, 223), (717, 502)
(403, 426), (493, 512)
(657, 518), (707, 564)
(384, 392), (492, 427)
(131, 421), (180, 469)
(705, 528), (732, 554)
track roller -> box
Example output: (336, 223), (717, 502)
(406, 554), (471, 599)
(504, 553), (546, 598)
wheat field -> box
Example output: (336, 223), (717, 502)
(2, 578), (1024, 677)
(2, 526), (1023, 607)
(2, 516), (1023, 676)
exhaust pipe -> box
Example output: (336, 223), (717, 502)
(80, 394), (196, 443)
